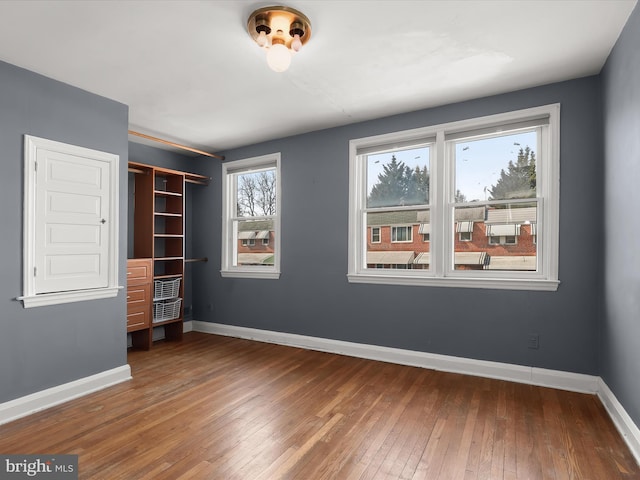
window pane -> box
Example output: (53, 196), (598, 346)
(366, 146), (430, 208)
(234, 219), (275, 267)
(235, 168), (277, 217)
(366, 209), (429, 270)
(455, 131), (537, 202)
(453, 203), (537, 271)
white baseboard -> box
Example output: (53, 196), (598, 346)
(597, 378), (640, 465)
(191, 321), (599, 393)
(0, 365), (131, 426)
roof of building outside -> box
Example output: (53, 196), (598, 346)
(367, 206), (485, 226)
(237, 219), (274, 231)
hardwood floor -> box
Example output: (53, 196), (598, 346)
(1, 332), (638, 479)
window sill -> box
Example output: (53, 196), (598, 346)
(17, 286), (123, 308)
(220, 270), (281, 280)
(347, 273), (559, 291)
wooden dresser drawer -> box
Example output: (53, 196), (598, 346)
(127, 284), (150, 305)
(127, 258), (153, 286)
(127, 307), (150, 331)
(127, 284), (151, 331)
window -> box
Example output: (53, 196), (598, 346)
(19, 135), (120, 307)
(348, 104), (560, 291)
(419, 223), (430, 242)
(221, 153), (281, 279)
(489, 235), (516, 245)
(371, 227), (381, 243)
(391, 226), (413, 243)
(457, 221), (473, 242)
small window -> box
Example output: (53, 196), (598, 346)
(371, 227), (381, 243)
(391, 226), (413, 243)
(422, 233), (430, 242)
(459, 232), (472, 242)
(221, 153), (281, 279)
(489, 235), (517, 245)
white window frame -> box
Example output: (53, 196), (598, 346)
(221, 153), (281, 279)
(391, 225), (413, 243)
(348, 104), (560, 291)
(18, 135), (121, 308)
(371, 227), (381, 243)
(459, 231), (472, 242)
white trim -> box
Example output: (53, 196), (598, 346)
(0, 365), (131, 426)
(18, 286), (123, 308)
(597, 378), (640, 466)
(347, 273), (559, 291)
(220, 270), (280, 279)
(191, 322), (596, 393)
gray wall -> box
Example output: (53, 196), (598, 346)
(192, 76), (604, 376)
(601, 5), (640, 427)
(0, 60), (129, 403)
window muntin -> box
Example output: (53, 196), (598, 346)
(348, 104), (559, 291)
(221, 154), (280, 279)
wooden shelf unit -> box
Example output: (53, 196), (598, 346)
(128, 161), (209, 349)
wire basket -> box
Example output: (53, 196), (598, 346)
(154, 277), (181, 300)
(153, 298), (182, 323)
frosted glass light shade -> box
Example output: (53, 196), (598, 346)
(266, 43), (292, 72)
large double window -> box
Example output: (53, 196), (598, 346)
(221, 153), (281, 279)
(348, 105), (560, 291)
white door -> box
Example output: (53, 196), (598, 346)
(34, 149), (111, 293)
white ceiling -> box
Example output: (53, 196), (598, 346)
(0, 1), (636, 155)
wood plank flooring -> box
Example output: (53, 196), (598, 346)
(1, 332), (638, 479)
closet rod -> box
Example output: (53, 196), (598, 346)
(186, 257), (208, 263)
(128, 130), (225, 160)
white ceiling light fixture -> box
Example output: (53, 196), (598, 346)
(247, 5), (312, 72)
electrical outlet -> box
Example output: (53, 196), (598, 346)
(528, 333), (540, 349)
